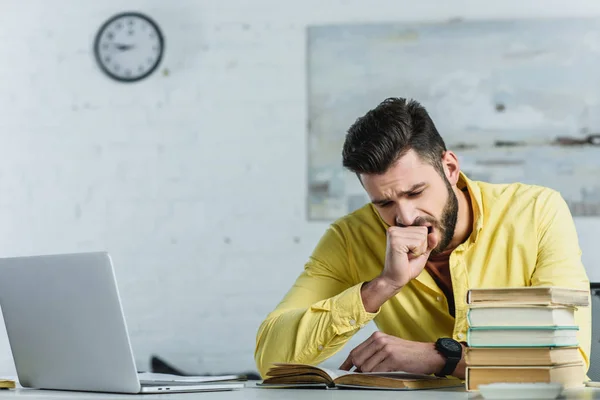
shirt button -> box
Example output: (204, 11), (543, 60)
(457, 333), (464, 340)
(318, 345), (324, 351)
(349, 319), (356, 326)
(436, 296), (442, 302)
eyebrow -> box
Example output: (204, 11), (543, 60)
(371, 182), (427, 205)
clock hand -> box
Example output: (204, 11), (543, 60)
(114, 43), (135, 51)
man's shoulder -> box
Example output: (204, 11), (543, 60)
(475, 178), (562, 207)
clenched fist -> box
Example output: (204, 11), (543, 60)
(380, 225), (438, 290)
(361, 224), (439, 313)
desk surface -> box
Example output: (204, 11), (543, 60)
(0, 383), (598, 400)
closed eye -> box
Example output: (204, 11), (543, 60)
(407, 190), (424, 198)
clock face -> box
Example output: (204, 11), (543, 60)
(94, 12), (164, 82)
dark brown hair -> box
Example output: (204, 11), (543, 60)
(342, 97), (447, 175)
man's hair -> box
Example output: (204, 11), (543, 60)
(342, 97), (447, 175)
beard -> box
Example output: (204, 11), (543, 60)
(432, 176), (459, 255)
(411, 175), (459, 255)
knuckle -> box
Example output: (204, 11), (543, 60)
(372, 331), (384, 340)
(374, 336), (388, 346)
(388, 231), (401, 240)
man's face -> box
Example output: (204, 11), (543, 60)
(360, 150), (458, 255)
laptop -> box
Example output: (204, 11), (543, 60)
(0, 251), (246, 394)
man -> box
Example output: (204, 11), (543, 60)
(254, 97), (591, 380)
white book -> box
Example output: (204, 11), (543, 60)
(467, 326), (579, 348)
(467, 305), (576, 327)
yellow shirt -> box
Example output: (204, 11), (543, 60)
(254, 173), (591, 378)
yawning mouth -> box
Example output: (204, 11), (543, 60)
(427, 226), (433, 234)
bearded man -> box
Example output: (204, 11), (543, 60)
(254, 97), (590, 380)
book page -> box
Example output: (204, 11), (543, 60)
(316, 368), (353, 380)
(328, 369), (439, 380)
(270, 364), (438, 381)
(359, 371), (440, 379)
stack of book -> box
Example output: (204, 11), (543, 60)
(464, 286), (589, 391)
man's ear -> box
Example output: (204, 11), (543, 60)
(441, 151), (460, 186)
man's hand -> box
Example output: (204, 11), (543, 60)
(361, 226), (438, 312)
(339, 332), (456, 377)
(381, 225), (437, 289)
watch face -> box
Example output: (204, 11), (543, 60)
(440, 338), (462, 353)
(94, 12), (164, 82)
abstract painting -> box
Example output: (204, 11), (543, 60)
(307, 17), (600, 220)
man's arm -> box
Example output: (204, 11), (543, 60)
(255, 219), (434, 377)
(254, 224), (379, 378)
(531, 190), (591, 370)
(338, 332), (467, 379)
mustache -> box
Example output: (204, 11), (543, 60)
(395, 216), (436, 233)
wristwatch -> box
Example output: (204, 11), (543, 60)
(434, 337), (462, 377)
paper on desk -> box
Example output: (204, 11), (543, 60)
(138, 372), (244, 383)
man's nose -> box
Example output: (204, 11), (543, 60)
(394, 206), (418, 227)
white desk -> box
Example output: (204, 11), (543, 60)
(0, 383), (598, 400)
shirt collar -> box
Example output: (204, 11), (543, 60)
(457, 171), (484, 243)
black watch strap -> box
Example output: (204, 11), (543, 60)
(437, 354), (461, 377)
(435, 338), (462, 377)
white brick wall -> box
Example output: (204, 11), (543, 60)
(0, 0), (599, 377)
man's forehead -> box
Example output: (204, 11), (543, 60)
(362, 161), (432, 187)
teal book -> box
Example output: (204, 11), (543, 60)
(467, 326), (579, 348)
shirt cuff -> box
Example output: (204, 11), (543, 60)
(330, 283), (379, 335)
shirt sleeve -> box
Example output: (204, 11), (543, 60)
(254, 223), (379, 378)
(531, 190), (591, 371)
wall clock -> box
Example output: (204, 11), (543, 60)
(94, 12), (165, 82)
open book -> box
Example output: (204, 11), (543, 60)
(259, 363), (463, 390)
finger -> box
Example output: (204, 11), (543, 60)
(418, 236), (429, 255)
(339, 354), (354, 371)
(389, 234), (426, 250)
(359, 348), (389, 373)
(339, 332), (384, 370)
(387, 226), (428, 238)
(388, 229), (428, 244)
(407, 237), (429, 257)
(427, 231), (439, 251)
(338, 337), (375, 370)
(369, 356), (393, 372)
(348, 333), (390, 371)
(349, 338), (385, 371)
